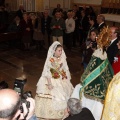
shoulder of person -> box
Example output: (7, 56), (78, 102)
(81, 108), (95, 120)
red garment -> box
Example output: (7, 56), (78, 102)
(112, 55), (120, 74)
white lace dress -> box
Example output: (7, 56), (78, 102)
(35, 56), (73, 119)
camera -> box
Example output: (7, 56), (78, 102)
(91, 42), (97, 49)
(14, 77), (27, 95)
(13, 78), (32, 113)
(20, 91), (33, 113)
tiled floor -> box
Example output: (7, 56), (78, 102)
(0, 45), (84, 97)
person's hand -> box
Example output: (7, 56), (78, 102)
(26, 28), (30, 31)
(47, 84), (54, 90)
(18, 98), (35, 120)
(62, 108), (70, 120)
(87, 42), (92, 49)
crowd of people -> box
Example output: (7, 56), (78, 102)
(0, 3), (120, 120)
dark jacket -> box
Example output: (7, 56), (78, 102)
(97, 22), (106, 33)
(20, 19), (33, 35)
(50, 17), (65, 37)
(107, 39), (118, 64)
(41, 16), (52, 35)
(7, 22), (21, 32)
(16, 9), (26, 19)
(79, 15), (89, 31)
(64, 108), (95, 120)
(52, 8), (63, 16)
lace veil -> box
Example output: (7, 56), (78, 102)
(36, 41), (72, 110)
(42, 41), (68, 76)
(36, 41), (71, 93)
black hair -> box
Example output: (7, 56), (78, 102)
(89, 16), (96, 22)
(0, 97), (21, 120)
(90, 29), (98, 36)
(55, 44), (62, 51)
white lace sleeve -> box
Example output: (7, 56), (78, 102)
(42, 59), (52, 79)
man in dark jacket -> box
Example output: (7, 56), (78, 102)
(97, 14), (106, 33)
(16, 5), (26, 19)
(64, 98), (95, 120)
(107, 27), (119, 64)
(41, 10), (52, 49)
(50, 11), (65, 45)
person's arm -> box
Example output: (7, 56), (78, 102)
(17, 98), (37, 120)
(46, 78), (53, 90)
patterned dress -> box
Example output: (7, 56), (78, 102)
(101, 72), (120, 120)
(35, 56), (73, 119)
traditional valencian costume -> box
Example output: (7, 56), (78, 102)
(71, 27), (114, 120)
(101, 72), (120, 120)
(35, 41), (73, 119)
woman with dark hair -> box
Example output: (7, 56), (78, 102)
(35, 41), (73, 120)
(88, 6), (96, 18)
(112, 38), (120, 74)
(82, 29), (98, 69)
(87, 16), (98, 39)
(71, 27), (114, 120)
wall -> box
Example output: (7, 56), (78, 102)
(43, 0), (70, 15)
(73, 0), (102, 14)
(35, 0), (44, 12)
(74, 0), (102, 5)
(5, 0), (17, 11)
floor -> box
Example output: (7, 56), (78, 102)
(0, 44), (84, 97)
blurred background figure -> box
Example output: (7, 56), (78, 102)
(7, 16), (21, 32)
(87, 16), (98, 40)
(96, 14), (106, 33)
(65, 11), (75, 51)
(112, 38), (120, 74)
(41, 10), (52, 50)
(52, 4), (63, 16)
(72, 5), (80, 19)
(81, 29), (98, 70)
(106, 27), (119, 64)
(16, 4), (26, 20)
(79, 10), (89, 46)
(20, 12), (33, 50)
(50, 11), (65, 45)
(32, 12), (44, 50)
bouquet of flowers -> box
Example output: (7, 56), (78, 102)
(50, 68), (60, 79)
(50, 58), (67, 79)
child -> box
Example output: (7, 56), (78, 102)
(35, 41), (73, 120)
(82, 29), (98, 69)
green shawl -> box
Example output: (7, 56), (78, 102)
(80, 55), (114, 101)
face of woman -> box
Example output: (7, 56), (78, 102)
(54, 47), (62, 58)
(89, 19), (94, 25)
(90, 31), (97, 41)
(117, 41), (120, 50)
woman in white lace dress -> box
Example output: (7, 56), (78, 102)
(35, 41), (73, 120)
